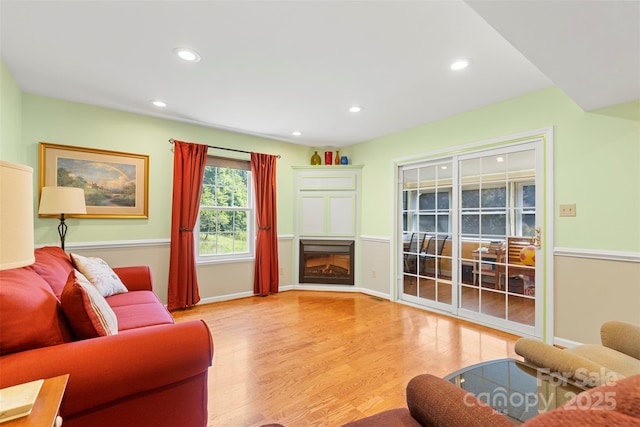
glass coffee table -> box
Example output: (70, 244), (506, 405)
(444, 358), (588, 425)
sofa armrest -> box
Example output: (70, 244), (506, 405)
(601, 321), (640, 360)
(515, 338), (615, 384)
(113, 265), (154, 291)
(0, 320), (213, 418)
(406, 374), (516, 427)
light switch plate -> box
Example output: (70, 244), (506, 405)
(560, 204), (576, 217)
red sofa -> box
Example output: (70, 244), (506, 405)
(0, 246), (213, 427)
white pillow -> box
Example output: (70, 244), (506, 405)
(70, 253), (128, 297)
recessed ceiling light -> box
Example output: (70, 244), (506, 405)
(152, 100), (167, 108)
(450, 59), (470, 71)
(174, 48), (201, 62)
(292, 131), (302, 136)
(349, 106), (363, 113)
(496, 156), (504, 162)
(441, 165), (448, 170)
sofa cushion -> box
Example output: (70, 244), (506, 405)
(60, 271), (118, 339)
(524, 374), (640, 426)
(524, 409), (640, 426)
(568, 344), (640, 379)
(106, 290), (163, 307)
(30, 246), (75, 298)
(0, 267), (73, 355)
(111, 299), (174, 331)
(70, 253), (128, 297)
(105, 289), (174, 331)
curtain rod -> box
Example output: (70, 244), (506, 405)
(169, 139), (281, 159)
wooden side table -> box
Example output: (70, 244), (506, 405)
(4, 374), (68, 427)
(471, 250), (498, 286)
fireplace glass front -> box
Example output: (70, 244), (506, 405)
(299, 239), (354, 285)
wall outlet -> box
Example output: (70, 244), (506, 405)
(560, 204), (576, 217)
(279, 267), (284, 276)
(371, 269), (377, 278)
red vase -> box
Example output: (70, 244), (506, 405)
(324, 151), (332, 165)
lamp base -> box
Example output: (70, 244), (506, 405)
(57, 214), (68, 251)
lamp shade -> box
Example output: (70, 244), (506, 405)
(0, 160), (35, 270)
(38, 186), (87, 215)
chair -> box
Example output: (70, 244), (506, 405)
(420, 235), (447, 277)
(494, 236), (535, 291)
(339, 370), (640, 426)
(515, 321), (640, 386)
(404, 233), (428, 274)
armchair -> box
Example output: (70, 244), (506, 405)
(515, 321), (640, 386)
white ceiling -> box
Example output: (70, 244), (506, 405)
(1, 1), (638, 148)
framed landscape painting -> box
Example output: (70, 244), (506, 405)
(39, 142), (149, 218)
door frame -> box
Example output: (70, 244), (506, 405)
(391, 128), (554, 343)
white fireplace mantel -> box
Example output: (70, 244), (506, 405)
(293, 165), (362, 286)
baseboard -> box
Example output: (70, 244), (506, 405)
(195, 285), (391, 306)
(198, 291), (255, 305)
(286, 285), (391, 301)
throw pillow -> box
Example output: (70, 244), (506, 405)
(30, 246), (75, 298)
(60, 270), (118, 339)
(70, 253), (128, 297)
(0, 267), (73, 355)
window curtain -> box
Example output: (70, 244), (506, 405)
(167, 140), (208, 311)
(251, 153), (279, 296)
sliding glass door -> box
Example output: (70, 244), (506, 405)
(401, 160), (453, 311)
(399, 136), (547, 338)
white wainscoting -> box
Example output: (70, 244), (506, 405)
(59, 235), (296, 306)
(56, 239), (639, 346)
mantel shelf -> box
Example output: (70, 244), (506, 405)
(292, 165), (364, 170)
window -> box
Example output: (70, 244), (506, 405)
(418, 190), (450, 233)
(412, 181), (534, 240)
(461, 185), (507, 239)
(517, 183), (536, 237)
(402, 162), (452, 238)
(197, 156), (254, 261)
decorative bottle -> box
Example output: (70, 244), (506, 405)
(335, 150), (341, 165)
(310, 151), (321, 165)
(324, 151), (332, 165)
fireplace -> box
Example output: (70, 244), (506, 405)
(299, 239), (355, 285)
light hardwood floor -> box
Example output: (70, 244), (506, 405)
(172, 290), (520, 427)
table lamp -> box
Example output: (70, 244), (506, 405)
(38, 186), (87, 250)
(0, 160), (35, 270)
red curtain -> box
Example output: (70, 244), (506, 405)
(167, 140), (208, 311)
(251, 153), (279, 296)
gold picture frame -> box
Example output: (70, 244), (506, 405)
(39, 142), (149, 218)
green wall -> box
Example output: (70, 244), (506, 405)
(0, 61), (315, 245)
(351, 88), (640, 252)
(24, 95), (314, 245)
(2, 60), (639, 252)
(0, 61), (23, 163)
